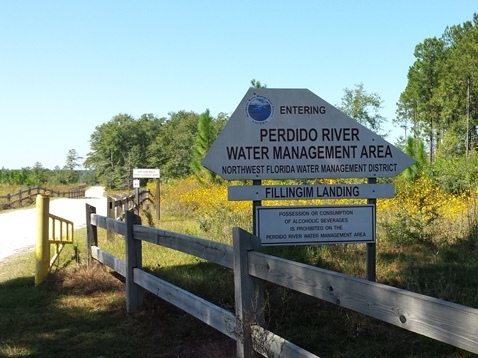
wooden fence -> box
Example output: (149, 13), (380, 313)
(85, 207), (478, 357)
(0, 184), (86, 210)
(106, 188), (151, 220)
(105, 189), (153, 241)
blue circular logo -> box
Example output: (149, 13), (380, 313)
(245, 95), (273, 124)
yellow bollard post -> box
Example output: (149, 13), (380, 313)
(35, 194), (50, 285)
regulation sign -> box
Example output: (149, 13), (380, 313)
(202, 88), (415, 180)
(256, 205), (375, 246)
(133, 168), (160, 179)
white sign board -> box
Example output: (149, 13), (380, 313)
(256, 205), (375, 246)
(202, 88), (415, 180)
(133, 179), (140, 188)
(228, 184), (394, 201)
(133, 168), (160, 179)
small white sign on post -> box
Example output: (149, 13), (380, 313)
(133, 168), (160, 179)
(133, 179), (140, 188)
(132, 168), (161, 221)
(256, 205), (375, 246)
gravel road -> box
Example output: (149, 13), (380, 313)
(0, 186), (107, 262)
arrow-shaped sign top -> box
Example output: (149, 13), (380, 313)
(202, 88), (415, 180)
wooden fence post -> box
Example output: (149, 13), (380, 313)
(116, 197), (124, 220)
(134, 188), (139, 215)
(35, 195), (50, 285)
(155, 178), (160, 221)
(233, 227), (264, 358)
(125, 210), (143, 313)
(106, 196), (115, 240)
(85, 204), (97, 268)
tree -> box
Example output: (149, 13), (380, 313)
(438, 18), (478, 156)
(395, 66), (422, 141)
(396, 15), (478, 161)
(62, 149), (82, 183)
(191, 109), (220, 183)
(403, 137), (427, 181)
(395, 37), (446, 162)
(30, 162), (48, 186)
(147, 111), (199, 179)
(338, 83), (387, 136)
(84, 113), (163, 189)
(250, 79), (267, 88)
(65, 149), (82, 170)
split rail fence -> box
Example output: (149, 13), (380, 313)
(86, 207), (478, 357)
(0, 185), (86, 210)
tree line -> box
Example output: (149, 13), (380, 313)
(83, 111), (227, 189)
(0, 149), (94, 187)
(396, 13), (478, 162)
(83, 77), (388, 190)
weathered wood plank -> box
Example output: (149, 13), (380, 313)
(91, 246), (126, 277)
(233, 227), (264, 357)
(91, 214), (126, 235)
(248, 251), (478, 354)
(91, 214), (105, 228)
(106, 218), (126, 236)
(251, 325), (320, 358)
(134, 225), (233, 268)
(133, 268), (236, 339)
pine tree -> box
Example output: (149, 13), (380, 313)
(191, 109), (218, 183)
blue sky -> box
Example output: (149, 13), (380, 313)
(1, 1), (476, 169)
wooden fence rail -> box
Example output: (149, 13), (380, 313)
(0, 184), (86, 210)
(86, 207), (478, 357)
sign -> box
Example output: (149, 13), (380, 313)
(202, 88), (415, 180)
(256, 205), (375, 246)
(228, 183), (394, 201)
(133, 179), (140, 188)
(133, 168), (160, 179)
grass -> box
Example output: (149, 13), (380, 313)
(0, 229), (236, 358)
(1, 183), (478, 356)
